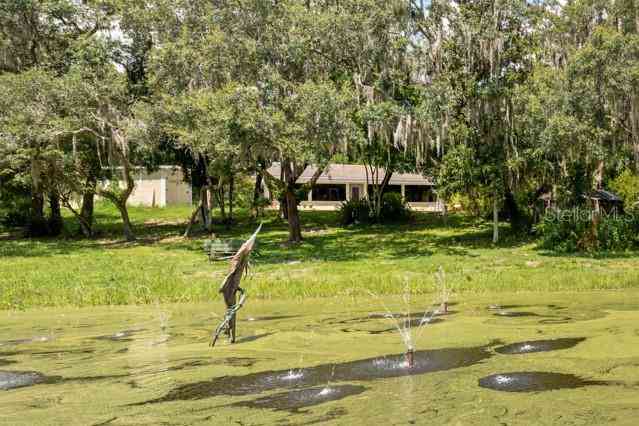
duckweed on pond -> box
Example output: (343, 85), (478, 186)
(0, 292), (638, 425)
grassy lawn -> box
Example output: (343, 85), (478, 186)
(1, 203), (638, 309)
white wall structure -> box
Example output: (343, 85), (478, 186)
(124, 166), (192, 207)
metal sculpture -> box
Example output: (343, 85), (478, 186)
(210, 224), (262, 347)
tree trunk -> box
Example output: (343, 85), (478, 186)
(28, 159), (48, 236)
(228, 174), (234, 223)
(29, 191), (47, 236)
(48, 190), (63, 236)
(107, 132), (136, 241)
(61, 197), (93, 239)
(280, 196), (288, 219)
(373, 169), (393, 220)
(116, 202), (135, 242)
(440, 196), (448, 225)
(504, 190), (528, 233)
(285, 188), (302, 243)
(199, 186), (213, 232)
(594, 160), (604, 189)
(281, 160), (303, 242)
(79, 183), (95, 238)
(77, 214), (93, 238)
(58, 176), (94, 238)
(219, 188), (226, 223)
(185, 186), (207, 238)
(630, 95), (639, 171)
(252, 173), (263, 218)
(492, 195), (499, 244)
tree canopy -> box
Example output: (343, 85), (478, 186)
(2, 0), (639, 242)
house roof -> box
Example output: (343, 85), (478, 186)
(584, 189), (623, 202)
(267, 163), (434, 186)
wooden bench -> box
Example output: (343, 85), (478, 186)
(203, 239), (260, 262)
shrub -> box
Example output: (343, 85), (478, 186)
(253, 195), (271, 216)
(0, 190), (31, 228)
(1, 208), (31, 228)
(380, 192), (410, 222)
(610, 169), (639, 210)
(339, 198), (372, 225)
(339, 193), (411, 226)
(233, 175), (259, 209)
(596, 214), (639, 251)
(538, 208), (639, 253)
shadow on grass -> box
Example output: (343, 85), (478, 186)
(0, 207), (549, 263)
(0, 221), (192, 258)
(164, 212), (526, 264)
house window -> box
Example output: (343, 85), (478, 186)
(312, 184), (346, 201)
(405, 185), (436, 202)
(367, 185), (401, 196)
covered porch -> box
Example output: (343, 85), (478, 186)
(264, 163), (444, 212)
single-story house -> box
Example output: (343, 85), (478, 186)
(265, 163), (443, 212)
(114, 163), (442, 212)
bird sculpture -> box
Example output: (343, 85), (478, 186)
(210, 224), (262, 347)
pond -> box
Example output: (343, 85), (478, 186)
(1, 291), (638, 425)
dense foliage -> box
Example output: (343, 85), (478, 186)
(539, 209), (639, 252)
(339, 198), (373, 226)
(610, 170), (639, 211)
(2, 1), (639, 249)
(339, 193), (411, 226)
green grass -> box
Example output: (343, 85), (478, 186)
(1, 203), (638, 309)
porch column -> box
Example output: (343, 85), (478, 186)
(345, 183), (351, 201)
(308, 187), (313, 202)
(401, 184), (405, 199)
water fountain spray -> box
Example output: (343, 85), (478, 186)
(367, 268), (451, 369)
(435, 266), (451, 315)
